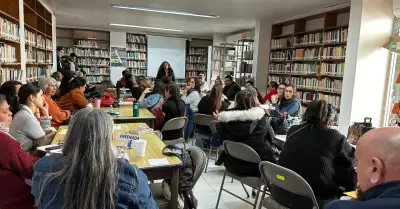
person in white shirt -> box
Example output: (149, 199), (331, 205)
(199, 74), (209, 93)
(181, 77), (201, 112)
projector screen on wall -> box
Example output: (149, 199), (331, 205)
(147, 35), (186, 79)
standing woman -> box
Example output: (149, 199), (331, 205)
(271, 84), (300, 116)
(32, 108), (157, 209)
(9, 83), (56, 152)
(181, 77), (201, 112)
(162, 84), (186, 141)
(0, 94), (38, 209)
(0, 80), (23, 116)
(156, 61), (175, 82)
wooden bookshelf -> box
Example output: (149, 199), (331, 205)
(23, 0), (53, 83)
(185, 39), (211, 79)
(126, 33), (147, 76)
(56, 28), (110, 84)
(0, 0), (22, 84)
(268, 7), (350, 113)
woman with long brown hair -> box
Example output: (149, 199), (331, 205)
(198, 84), (230, 115)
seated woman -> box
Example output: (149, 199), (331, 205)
(264, 81), (279, 103)
(215, 90), (277, 176)
(245, 80), (264, 104)
(32, 108), (157, 209)
(271, 84), (300, 116)
(124, 73), (150, 100)
(39, 77), (71, 128)
(0, 80), (23, 116)
(0, 94), (39, 209)
(197, 84), (230, 134)
(9, 83), (56, 153)
(137, 82), (165, 112)
(278, 100), (356, 208)
(161, 84), (186, 141)
(58, 77), (92, 112)
(181, 77), (201, 113)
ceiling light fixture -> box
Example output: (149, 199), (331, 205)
(108, 23), (184, 32)
(111, 4), (219, 18)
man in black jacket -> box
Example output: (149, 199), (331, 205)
(325, 127), (400, 209)
(223, 75), (241, 101)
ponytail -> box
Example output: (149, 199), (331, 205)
(167, 84), (184, 116)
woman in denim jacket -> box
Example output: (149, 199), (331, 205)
(31, 108), (158, 209)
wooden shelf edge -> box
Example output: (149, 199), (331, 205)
(0, 10), (19, 23)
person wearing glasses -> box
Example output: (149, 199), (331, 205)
(271, 84), (300, 116)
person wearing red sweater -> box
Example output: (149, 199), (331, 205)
(264, 81), (279, 103)
(0, 93), (39, 209)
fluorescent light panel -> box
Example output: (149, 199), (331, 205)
(108, 23), (184, 32)
(111, 4), (219, 18)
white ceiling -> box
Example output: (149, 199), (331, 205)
(43, 0), (350, 37)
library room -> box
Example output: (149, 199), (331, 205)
(1, 0), (400, 209)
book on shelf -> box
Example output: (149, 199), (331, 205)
(0, 17), (20, 42)
(37, 51), (46, 64)
(188, 47), (206, 55)
(298, 91), (341, 109)
(320, 63), (344, 76)
(26, 67), (51, 82)
(75, 40), (101, 48)
(46, 39), (52, 50)
(186, 63), (207, 71)
(127, 43), (146, 52)
(25, 47), (37, 63)
(127, 34), (146, 44)
(128, 69), (147, 76)
(270, 51), (292, 61)
(77, 58), (109, 66)
(61, 47), (74, 56)
(321, 46), (346, 59)
(271, 38), (289, 49)
(291, 63), (319, 74)
(127, 60), (146, 69)
(74, 48), (109, 57)
(82, 67), (109, 75)
(269, 63), (291, 73)
(0, 43), (17, 63)
(46, 52), (52, 63)
(127, 52), (146, 60)
(25, 29), (36, 46)
(1, 68), (22, 84)
(37, 34), (45, 49)
(293, 48), (321, 60)
(294, 32), (322, 46)
(186, 56), (207, 63)
(323, 28), (348, 43)
(87, 76), (110, 83)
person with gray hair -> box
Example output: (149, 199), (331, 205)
(39, 77), (71, 128)
(31, 108), (158, 209)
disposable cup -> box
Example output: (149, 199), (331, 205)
(94, 99), (101, 109)
(135, 139), (147, 157)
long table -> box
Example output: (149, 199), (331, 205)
(53, 123), (182, 209)
(101, 106), (156, 128)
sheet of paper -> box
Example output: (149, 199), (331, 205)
(148, 158), (170, 166)
(50, 149), (63, 154)
(59, 129), (68, 134)
(113, 125), (122, 131)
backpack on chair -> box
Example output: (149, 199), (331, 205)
(162, 145), (197, 209)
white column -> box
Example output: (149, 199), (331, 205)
(109, 31), (126, 85)
(338, 0), (394, 133)
(52, 15), (57, 72)
(253, 18), (272, 95)
(19, 0), (26, 83)
(212, 33), (226, 45)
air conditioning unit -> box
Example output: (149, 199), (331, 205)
(394, 0), (400, 17)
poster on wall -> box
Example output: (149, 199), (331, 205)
(110, 47), (127, 67)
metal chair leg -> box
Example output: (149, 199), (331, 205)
(231, 178), (234, 183)
(257, 187), (267, 209)
(241, 183), (250, 198)
(205, 147), (213, 173)
(215, 170), (227, 209)
(253, 182), (263, 209)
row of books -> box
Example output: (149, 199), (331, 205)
(321, 46), (346, 59)
(82, 67), (109, 75)
(46, 39), (52, 50)
(127, 52), (146, 60)
(187, 47), (207, 55)
(25, 47), (36, 63)
(269, 63), (344, 76)
(128, 69), (147, 76)
(26, 67), (50, 82)
(87, 76), (110, 83)
(186, 56), (207, 63)
(74, 48), (109, 57)
(269, 63), (289, 73)
(127, 43), (147, 52)
(186, 64), (207, 71)
(127, 34), (146, 44)
(61, 47), (74, 56)
(186, 71), (203, 77)
(46, 52), (52, 63)
(0, 44), (17, 63)
(0, 17), (20, 42)
(0, 68), (22, 84)
(75, 40), (99, 48)
(320, 63), (344, 76)
(293, 48), (320, 60)
(324, 28), (348, 43)
(292, 63), (318, 74)
(268, 75), (291, 84)
(270, 51), (292, 61)
(294, 33), (322, 46)
(25, 29), (36, 46)
(77, 58), (109, 66)
(37, 51), (47, 63)
(37, 35), (46, 49)
(292, 77), (342, 92)
(127, 60), (146, 68)
(271, 39), (289, 49)
(299, 91), (341, 108)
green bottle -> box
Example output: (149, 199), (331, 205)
(133, 102), (139, 117)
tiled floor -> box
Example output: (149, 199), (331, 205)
(194, 160), (263, 209)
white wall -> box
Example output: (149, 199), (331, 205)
(212, 33), (227, 45)
(253, 19), (272, 95)
(339, 0), (394, 132)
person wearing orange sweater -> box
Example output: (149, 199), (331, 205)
(39, 77), (71, 128)
(58, 77), (93, 112)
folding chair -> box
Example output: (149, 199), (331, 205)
(258, 161), (320, 209)
(161, 117), (187, 146)
(215, 141), (265, 209)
